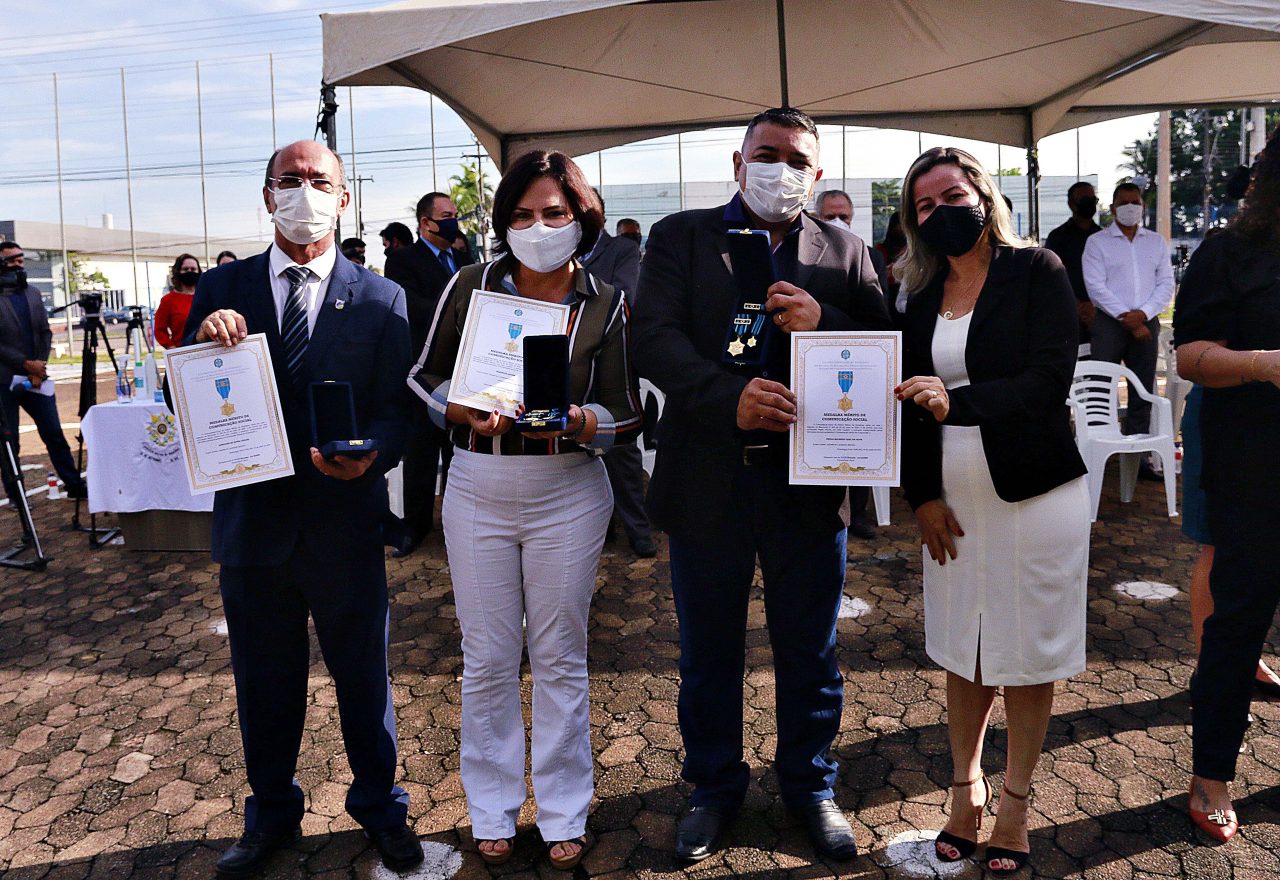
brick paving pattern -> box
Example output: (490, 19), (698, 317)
(1, 424), (1279, 878)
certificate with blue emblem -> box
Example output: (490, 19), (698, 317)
(788, 331), (901, 486)
(447, 290), (571, 418)
(166, 333), (294, 494)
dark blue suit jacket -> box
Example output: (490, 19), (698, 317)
(183, 247), (412, 567)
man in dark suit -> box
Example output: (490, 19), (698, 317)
(383, 191), (473, 557)
(184, 140), (421, 877)
(0, 242), (85, 504)
(583, 191), (655, 557)
(632, 108), (891, 863)
(1044, 181), (1101, 345)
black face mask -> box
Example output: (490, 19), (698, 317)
(621, 233), (642, 246)
(917, 203), (987, 257)
(432, 217), (461, 242)
(1073, 196), (1098, 217)
(177, 270), (201, 287)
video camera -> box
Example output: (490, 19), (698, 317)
(78, 291), (104, 317)
(0, 254), (25, 294)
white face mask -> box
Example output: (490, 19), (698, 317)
(740, 161), (814, 223)
(1114, 203), (1144, 227)
(826, 217), (852, 232)
(270, 185), (341, 245)
(506, 221), (582, 273)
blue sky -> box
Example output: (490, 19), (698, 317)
(1, 1), (1155, 264)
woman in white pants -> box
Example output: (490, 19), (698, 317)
(407, 150), (641, 870)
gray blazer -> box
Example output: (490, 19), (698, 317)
(582, 230), (641, 304)
(0, 285), (51, 384)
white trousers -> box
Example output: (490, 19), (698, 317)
(442, 448), (612, 841)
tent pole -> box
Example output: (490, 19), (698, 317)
(1157, 110), (1172, 241)
(1025, 116), (1040, 241)
(775, 0), (789, 107)
(318, 84), (340, 239)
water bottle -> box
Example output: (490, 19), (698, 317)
(46, 473), (61, 500)
(146, 354), (163, 403)
(116, 367), (132, 404)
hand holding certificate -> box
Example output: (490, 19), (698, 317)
(446, 290), (571, 418)
(788, 332), (902, 486)
(167, 333), (294, 495)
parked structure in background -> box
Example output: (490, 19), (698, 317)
(0, 219), (263, 314)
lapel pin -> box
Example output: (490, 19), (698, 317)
(335, 299), (346, 310)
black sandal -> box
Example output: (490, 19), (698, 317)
(985, 785), (1031, 876)
(935, 773), (991, 862)
(547, 835), (588, 870)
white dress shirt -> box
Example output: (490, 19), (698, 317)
(268, 242), (337, 335)
(1081, 223), (1174, 320)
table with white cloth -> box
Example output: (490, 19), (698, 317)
(81, 400), (213, 550)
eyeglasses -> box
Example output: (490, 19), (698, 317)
(268, 175), (340, 194)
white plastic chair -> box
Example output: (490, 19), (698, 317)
(1068, 361), (1178, 522)
(871, 486), (890, 526)
(1160, 330), (1192, 436)
(637, 378), (664, 476)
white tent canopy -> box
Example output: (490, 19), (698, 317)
(322, 0), (1280, 167)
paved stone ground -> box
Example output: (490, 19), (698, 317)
(1, 428), (1279, 879)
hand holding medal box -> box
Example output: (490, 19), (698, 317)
(447, 290), (571, 418)
(723, 229), (775, 365)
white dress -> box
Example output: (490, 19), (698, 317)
(923, 312), (1089, 686)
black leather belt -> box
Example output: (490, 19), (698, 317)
(741, 444), (787, 467)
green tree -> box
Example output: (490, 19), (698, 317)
(870, 179), (901, 244)
(449, 161), (495, 242)
(1118, 108), (1279, 235)
(66, 252), (110, 293)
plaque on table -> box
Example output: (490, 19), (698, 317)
(513, 334), (570, 433)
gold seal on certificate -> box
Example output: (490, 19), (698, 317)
(166, 333), (294, 495)
(447, 290), (571, 418)
(788, 331), (902, 487)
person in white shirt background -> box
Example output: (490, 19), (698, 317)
(1082, 183), (1175, 464)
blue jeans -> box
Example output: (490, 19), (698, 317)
(0, 384), (83, 502)
(667, 461), (846, 810)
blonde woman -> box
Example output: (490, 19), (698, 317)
(894, 147), (1089, 876)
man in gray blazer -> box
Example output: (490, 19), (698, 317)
(0, 242), (85, 504)
(583, 192), (654, 556)
(633, 108), (890, 863)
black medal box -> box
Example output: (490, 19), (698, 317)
(723, 228), (775, 367)
(309, 380), (378, 458)
(514, 334), (570, 433)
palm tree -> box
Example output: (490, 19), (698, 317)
(449, 162), (494, 242)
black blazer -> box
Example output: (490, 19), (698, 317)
(181, 248), (412, 567)
(902, 245), (1086, 510)
(632, 205), (891, 539)
(0, 285), (51, 384)
(384, 239), (474, 357)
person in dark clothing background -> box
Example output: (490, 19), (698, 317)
(1044, 182), (1102, 345)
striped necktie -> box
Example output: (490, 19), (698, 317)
(280, 265), (310, 383)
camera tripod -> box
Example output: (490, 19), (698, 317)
(59, 299), (123, 548)
(0, 401), (48, 570)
